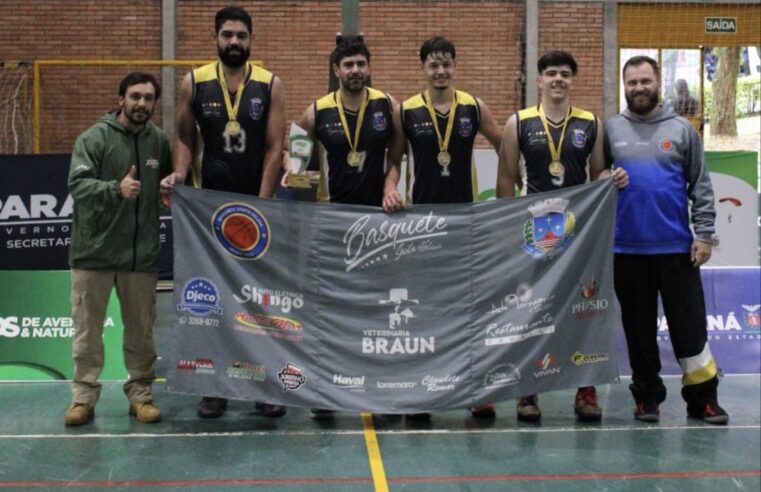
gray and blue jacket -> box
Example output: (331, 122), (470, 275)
(604, 107), (715, 254)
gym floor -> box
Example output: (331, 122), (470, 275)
(1, 292), (758, 492)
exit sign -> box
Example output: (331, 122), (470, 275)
(705, 17), (737, 33)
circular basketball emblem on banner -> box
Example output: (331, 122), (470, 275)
(212, 203), (270, 260)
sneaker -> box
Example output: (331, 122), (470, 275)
(634, 401), (660, 422)
(574, 387), (602, 422)
(687, 400), (729, 425)
(197, 397), (228, 419)
(516, 395), (541, 422)
(129, 401), (161, 423)
(470, 403), (496, 419)
(256, 402), (286, 418)
(405, 413), (432, 422)
(64, 403), (94, 426)
(310, 408), (335, 420)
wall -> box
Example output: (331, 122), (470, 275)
(0, 0), (608, 153)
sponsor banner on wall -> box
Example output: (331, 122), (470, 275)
(0, 270), (126, 380)
(0, 154), (173, 278)
(704, 151), (759, 267)
(167, 180), (620, 412)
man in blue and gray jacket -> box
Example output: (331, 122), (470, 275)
(605, 55), (728, 425)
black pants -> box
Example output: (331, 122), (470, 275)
(614, 253), (718, 406)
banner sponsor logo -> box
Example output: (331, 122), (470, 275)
(178, 278), (222, 316)
(1, 193), (73, 250)
(659, 307), (761, 341)
(0, 315), (114, 339)
(421, 374), (460, 392)
(0, 194), (73, 221)
(522, 198), (575, 259)
(233, 285), (304, 313)
(376, 380), (417, 389)
(0, 316), (21, 337)
(571, 351), (609, 365)
(489, 282), (554, 314)
(534, 353), (561, 378)
(742, 304), (760, 329)
(212, 203), (270, 260)
(571, 276), (609, 319)
(227, 361), (266, 381)
(333, 374), (366, 392)
(484, 363), (521, 389)
(278, 362), (306, 392)
(485, 313), (555, 346)
(177, 358), (216, 374)
(233, 311), (303, 342)
(362, 288), (435, 355)
(343, 212), (448, 272)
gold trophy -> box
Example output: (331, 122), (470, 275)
(286, 123), (313, 189)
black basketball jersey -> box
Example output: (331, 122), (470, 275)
(314, 87), (393, 206)
(401, 90), (480, 204)
(192, 62), (274, 195)
(517, 106), (597, 194)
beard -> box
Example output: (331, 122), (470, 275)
(123, 106), (152, 126)
(626, 89), (659, 115)
(218, 45), (250, 68)
(342, 75), (367, 94)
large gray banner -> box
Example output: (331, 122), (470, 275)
(167, 180), (619, 412)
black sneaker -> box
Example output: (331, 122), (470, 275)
(687, 401), (729, 425)
(256, 402), (287, 418)
(516, 395), (541, 422)
(470, 403), (496, 419)
(197, 397), (228, 419)
(310, 408), (336, 420)
(634, 401), (660, 422)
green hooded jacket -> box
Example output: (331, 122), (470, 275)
(68, 112), (171, 271)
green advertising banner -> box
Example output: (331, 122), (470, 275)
(0, 270), (126, 380)
(705, 151), (759, 267)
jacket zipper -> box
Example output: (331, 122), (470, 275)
(132, 133), (141, 271)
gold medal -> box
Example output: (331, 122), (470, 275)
(347, 150), (361, 167)
(437, 151), (451, 167)
(425, 90), (457, 173)
(225, 120), (241, 136)
(217, 63), (250, 138)
(538, 105), (572, 180)
(548, 160), (564, 177)
(336, 89), (370, 169)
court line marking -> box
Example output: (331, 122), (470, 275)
(1, 424), (757, 440)
(361, 412), (389, 492)
(0, 470), (758, 488)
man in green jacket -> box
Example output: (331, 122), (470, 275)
(64, 72), (171, 426)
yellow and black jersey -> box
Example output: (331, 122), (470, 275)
(191, 62), (274, 195)
(401, 90), (480, 204)
(314, 87), (392, 206)
(517, 105), (597, 194)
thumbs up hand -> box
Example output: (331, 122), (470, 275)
(120, 165), (141, 199)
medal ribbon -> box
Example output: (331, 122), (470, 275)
(217, 62), (250, 125)
(424, 90), (457, 155)
(538, 105), (572, 164)
(336, 88), (369, 154)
